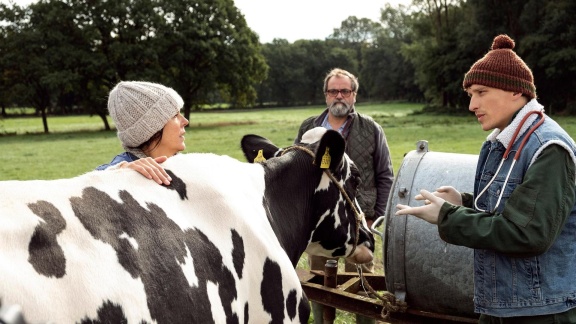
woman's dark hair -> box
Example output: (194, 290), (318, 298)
(137, 130), (163, 153)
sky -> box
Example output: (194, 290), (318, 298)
(2, 0), (411, 43)
(234, 0), (410, 43)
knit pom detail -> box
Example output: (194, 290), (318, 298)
(463, 34), (535, 98)
(491, 34), (515, 50)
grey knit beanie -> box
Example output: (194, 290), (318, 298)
(108, 81), (184, 150)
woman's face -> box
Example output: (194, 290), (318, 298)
(146, 113), (189, 158)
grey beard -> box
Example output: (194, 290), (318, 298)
(328, 101), (353, 117)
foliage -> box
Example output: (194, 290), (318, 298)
(401, 0), (471, 109)
(153, 0), (267, 117)
(259, 39), (357, 107)
(519, 1), (576, 113)
(361, 4), (422, 102)
(2, 0), (576, 124)
(0, 0), (267, 130)
(1, 1), (84, 132)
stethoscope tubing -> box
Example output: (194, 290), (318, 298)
(474, 111), (545, 213)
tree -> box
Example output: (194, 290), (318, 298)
(259, 39), (356, 107)
(1, 0), (85, 133)
(329, 16), (381, 44)
(520, 0), (576, 113)
(329, 16), (382, 76)
(1, 0), (268, 130)
(68, 0), (168, 130)
(260, 39), (307, 107)
(402, 0), (471, 109)
(152, 0), (267, 117)
(361, 4), (421, 101)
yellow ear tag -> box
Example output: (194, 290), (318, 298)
(320, 147), (331, 169)
(253, 149), (267, 163)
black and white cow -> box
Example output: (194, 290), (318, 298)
(0, 128), (374, 323)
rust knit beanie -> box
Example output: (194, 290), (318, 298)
(463, 34), (536, 99)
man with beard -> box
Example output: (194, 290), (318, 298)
(294, 68), (394, 324)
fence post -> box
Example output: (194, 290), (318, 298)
(323, 259), (338, 323)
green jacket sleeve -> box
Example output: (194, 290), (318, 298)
(437, 145), (576, 258)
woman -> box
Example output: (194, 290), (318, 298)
(96, 81), (189, 185)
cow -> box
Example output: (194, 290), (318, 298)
(0, 128), (374, 323)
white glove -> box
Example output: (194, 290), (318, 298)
(415, 186), (462, 206)
(395, 189), (445, 224)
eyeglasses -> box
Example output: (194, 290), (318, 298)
(325, 89), (354, 98)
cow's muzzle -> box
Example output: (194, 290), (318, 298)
(346, 243), (373, 265)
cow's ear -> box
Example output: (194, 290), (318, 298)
(241, 134), (280, 163)
(314, 130), (345, 171)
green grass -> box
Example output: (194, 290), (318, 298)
(0, 102), (500, 181)
(3, 103), (576, 323)
(1, 103), (430, 180)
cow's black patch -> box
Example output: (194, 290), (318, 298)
(298, 295), (310, 323)
(162, 170), (187, 200)
(231, 229), (245, 279)
(243, 302), (249, 324)
(79, 300), (141, 324)
(27, 200), (67, 278)
(286, 289), (297, 320)
(183, 229), (239, 324)
(310, 180), (356, 256)
(260, 258), (285, 324)
(70, 187), (240, 324)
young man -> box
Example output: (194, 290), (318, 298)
(396, 34), (576, 323)
(295, 68), (394, 324)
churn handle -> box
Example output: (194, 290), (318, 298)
(371, 215), (385, 239)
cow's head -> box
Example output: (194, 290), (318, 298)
(241, 127), (374, 266)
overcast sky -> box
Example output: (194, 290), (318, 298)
(1, 0), (411, 43)
(234, 0), (411, 43)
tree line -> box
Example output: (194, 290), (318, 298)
(1, 0), (575, 133)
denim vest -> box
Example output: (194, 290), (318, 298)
(95, 152), (140, 170)
(473, 105), (576, 316)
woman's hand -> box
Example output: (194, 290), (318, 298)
(119, 156), (171, 185)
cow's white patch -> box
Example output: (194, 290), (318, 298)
(180, 245), (198, 287)
(119, 232), (138, 250)
(305, 242), (338, 256)
(331, 196), (344, 228)
(315, 173), (332, 192)
(206, 281), (226, 323)
(301, 127), (327, 144)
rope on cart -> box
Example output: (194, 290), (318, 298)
(357, 265), (408, 320)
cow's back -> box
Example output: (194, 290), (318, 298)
(0, 153), (308, 323)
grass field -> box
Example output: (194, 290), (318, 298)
(2, 103), (576, 323)
(5, 102), (576, 178)
(0, 102), (490, 180)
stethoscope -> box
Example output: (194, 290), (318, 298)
(474, 111), (545, 213)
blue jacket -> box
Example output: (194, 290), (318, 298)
(472, 102), (576, 316)
(95, 152), (140, 170)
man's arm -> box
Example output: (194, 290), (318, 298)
(438, 145), (575, 257)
